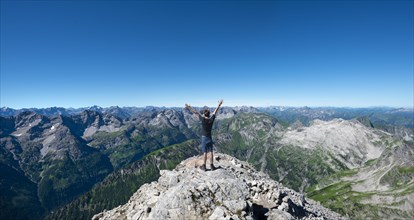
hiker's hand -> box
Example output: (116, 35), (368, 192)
(185, 104), (190, 109)
(218, 100), (223, 106)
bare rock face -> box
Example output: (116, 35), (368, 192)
(93, 154), (347, 220)
(280, 119), (385, 168)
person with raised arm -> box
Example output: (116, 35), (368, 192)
(185, 100), (223, 171)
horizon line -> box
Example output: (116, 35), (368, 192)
(1, 105), (413, 110)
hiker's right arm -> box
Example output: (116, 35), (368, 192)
(185, 104), (200, 116)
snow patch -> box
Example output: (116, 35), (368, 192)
(49, 123), (60, 132)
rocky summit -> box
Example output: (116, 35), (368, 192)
(93, 154), (346, 220)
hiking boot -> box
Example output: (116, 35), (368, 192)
(200, 164), (206, 171)
(210, 164), (217, 171)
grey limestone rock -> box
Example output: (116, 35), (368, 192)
(93, 153), (348, 220)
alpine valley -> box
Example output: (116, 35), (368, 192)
(0, 106), (413, 220)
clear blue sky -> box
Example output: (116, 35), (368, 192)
(1, 0), (413, 108)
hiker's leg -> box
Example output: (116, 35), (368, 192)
(210, 151), (214, 165)
(201, 136), (207, 166)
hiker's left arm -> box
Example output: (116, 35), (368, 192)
(212, 99), (223, 115)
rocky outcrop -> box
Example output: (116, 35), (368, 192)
(93, 154), (347, 220)
(280, 119), (385, 168)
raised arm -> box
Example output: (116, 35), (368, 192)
(212, 99), (223, 115)
(185, 104), (200, 116)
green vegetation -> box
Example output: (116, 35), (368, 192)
(380, 166), (414, 187)
(2, 110), (413, 220)
(308, 180), (414, 220)
(398, 183), (414, 196)
(89, 130), (127, 147)
(215, 113), (347, 191)
(378, 135), (403, 149)
(90, 126), (190, 170)
(0, 164), (45, 220)
(398, 166), (414, 174)
(46, 139), (200, 220)
(38, 152), (112, 211)
(364, 159), (377, 166)
(220, 131), (252, 159)
(265, 146), (346, 191)
(307, 168), (358, 193)
(306, 141), (414, 219)
(308, 181), (378, 219)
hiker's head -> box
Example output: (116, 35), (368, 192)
(204, 109), (210, 117)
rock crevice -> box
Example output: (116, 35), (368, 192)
(93, 154), (347, 220)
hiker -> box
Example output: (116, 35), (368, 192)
(185, 100), (223, 171)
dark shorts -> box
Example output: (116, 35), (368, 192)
(201, 136), (213, 153)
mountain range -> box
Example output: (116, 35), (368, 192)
(2, 105), (413, 128)
(0, 106), (413, 220)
